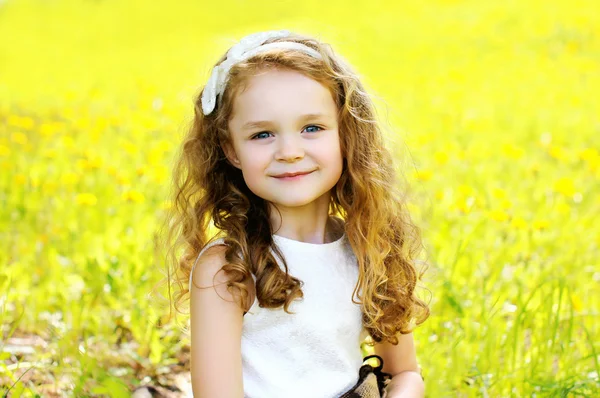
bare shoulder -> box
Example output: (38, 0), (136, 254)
(190, 243), (243, 321)
(190, 244), (231, 289)
(190, 244), (256, 312)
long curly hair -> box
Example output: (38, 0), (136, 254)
(160, 31), (430, 344)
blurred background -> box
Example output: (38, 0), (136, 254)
(1, 0), (598, 396)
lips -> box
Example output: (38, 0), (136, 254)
(272, 170), (314, 178)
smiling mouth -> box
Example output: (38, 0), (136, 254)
(272, 170), (314, 179)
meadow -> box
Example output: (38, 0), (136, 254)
(0, 0), (598, 396)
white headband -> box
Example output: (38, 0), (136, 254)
(201, 30), (323, 115)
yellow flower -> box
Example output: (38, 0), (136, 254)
(61, 136), (75, 149)
(553, 177), (576, 197)
(122, 190), (145, 203)
(500, 199), (512, 210)
(42, 182), (58, 194)
(435, 190), (445, 201)
(580, 148), (599, 171)
(77, 157), (103, 170)
(11, 132), (28, 145)
(406, 202), (421, 216)
(147, 148), (163, 165)
(43, 149), (58, 159)
(510, 216), (527, 230)
(161, 200), (172, 210)
(141, 115), (157, 130)
(94, 117), (109, 132)
(579, 148), (598, 162)
(532, 220), (550, 231)
(528, 162), (541, 174)
(487, 210), (509, 222)
(433, 151), (449, 165)
(73, 117), (90, 131)
(117, 173), (131, 186)
(457, 184), (474, 196)
(121, 141), (138, 156)
(547, 145), (567, 161)
(415, 135), (432, 148)
(7, 115), (35, 130)
(0, 145), (10, 157)
(491, 187), (507, 199)
(147, 140), (172, 165)
(502, 144), (524, 159)
(75, 193), (98, 206)
(39, 122), (63, 137)
(151, 166), (169, 184)
(14, 174), (27, 185)
(456, 196), (476, 214)
(414, 169), (433, 182)
(555, 201), (570, 216)
(155, 139), (172, 153)
(571, 294), (582, 312)
(61, 172), (79, 186)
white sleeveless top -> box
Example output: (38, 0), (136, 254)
(189, 232), (366, 398)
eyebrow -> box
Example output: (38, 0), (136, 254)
(241, 113), (331, 130)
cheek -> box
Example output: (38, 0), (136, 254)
(320, 136), (343, 168)
(238, 146), (270, 182)
(240, 151), (270, 171)
(331, 142), (344, 179)
(238, 143), (269, 166)
(333, 153), (344, 179)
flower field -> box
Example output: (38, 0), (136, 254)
(0, 0), (598, 396)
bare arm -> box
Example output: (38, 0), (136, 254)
(374, 332), (424, 398)
(190, 245), (245, 398)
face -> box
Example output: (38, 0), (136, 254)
(226, 68), (343, 210)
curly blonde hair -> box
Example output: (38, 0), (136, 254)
(160, 31), (430, 344)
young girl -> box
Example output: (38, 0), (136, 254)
(164, 29), (430, 398)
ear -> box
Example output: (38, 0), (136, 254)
(221, 140), (242, 169)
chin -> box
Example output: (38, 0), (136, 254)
(268, 197), (319, 208)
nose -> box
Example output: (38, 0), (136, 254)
(275, 134), (304, 162)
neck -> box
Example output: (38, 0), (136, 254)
(268, 192), (342, 244)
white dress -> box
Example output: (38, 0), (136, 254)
(189, 231), (366, 398)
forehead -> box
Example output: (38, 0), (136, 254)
(229, 68), (337, 126)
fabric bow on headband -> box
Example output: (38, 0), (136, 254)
(200, 30), (323, 115)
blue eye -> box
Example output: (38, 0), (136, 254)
(251, 125), (322, 139)
(251, 131), (273, 140)
(304, 125), (323, 133)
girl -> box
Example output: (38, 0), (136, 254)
(164, 29), (430, 397)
